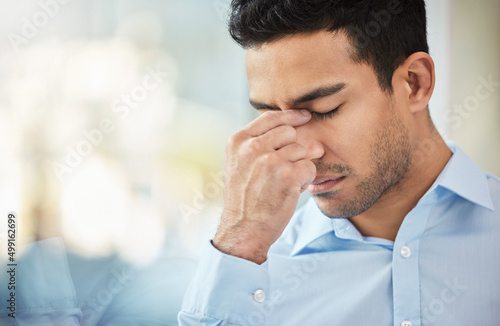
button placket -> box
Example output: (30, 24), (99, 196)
(392, 204), (433, 326)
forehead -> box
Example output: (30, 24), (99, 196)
(246, 31), (373, 104)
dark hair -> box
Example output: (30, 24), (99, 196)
(228, 0), (429, 92)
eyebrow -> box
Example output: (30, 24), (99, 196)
(249, 83), (346, 110)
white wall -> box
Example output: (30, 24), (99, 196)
(428, 0), (500, 175)
(449, 0), (500, 175)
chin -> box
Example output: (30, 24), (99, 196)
(312, 190), (377, 219)
(312, 196), (347, 219)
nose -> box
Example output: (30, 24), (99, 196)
(295, 124), (325, 160)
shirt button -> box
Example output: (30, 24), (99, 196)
(400, 246), (411, 258)
(401, 321), (413, 326)
(253, 289), (266, 303)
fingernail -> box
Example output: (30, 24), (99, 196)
(300, 110), (310, 117)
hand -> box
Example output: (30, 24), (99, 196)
(213, 109), (320, 264)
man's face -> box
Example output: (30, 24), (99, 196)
(246, 31), (413, 219)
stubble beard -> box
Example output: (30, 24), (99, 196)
(314, 113), (412, 219)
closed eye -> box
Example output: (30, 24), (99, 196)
(310, 106), (341, 120)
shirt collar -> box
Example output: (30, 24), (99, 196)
(290, 142), (493, 255)
(429, 141), (494, 210)
(290, 199), (335, 256)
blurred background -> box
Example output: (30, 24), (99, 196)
(0, 0), (498, 264)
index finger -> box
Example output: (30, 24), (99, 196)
(244, 109), (311, 137)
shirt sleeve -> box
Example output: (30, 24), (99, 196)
(97, 257), (196, 326)
(13, 238), (82, 325)
(178, 241), (271, 326)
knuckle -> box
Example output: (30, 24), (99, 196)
(241, 142), (256, 158)
(293, 143), (307, 155)
(258, 153), (270, 166)
(261, 110), (275, 118)
(277, 162), (294, 179)
(263, 110), (280, 124)
(227, 132), (244, 149)
(283, 143), (306, 160)
(239, 136), (264, 157)
(248, 137), (263, 152)
(282, 125), (297, 139)
(259, 152), (279, 166)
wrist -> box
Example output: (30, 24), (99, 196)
(213, 230), (271, 265)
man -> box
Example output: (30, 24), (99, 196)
(179, 0), (500, 325)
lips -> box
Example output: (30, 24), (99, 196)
(311, 175), (344, 185)
(308, 175), (346, 195)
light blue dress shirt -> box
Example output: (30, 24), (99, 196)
(179, 143), (500, 326)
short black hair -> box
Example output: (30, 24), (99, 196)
(229, 0), (429, 92)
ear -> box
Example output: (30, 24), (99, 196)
(396, 52), (435, 114)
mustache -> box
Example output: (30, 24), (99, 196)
(314, 161), (354, 176)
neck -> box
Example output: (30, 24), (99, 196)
(349, 126), (452, 241)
